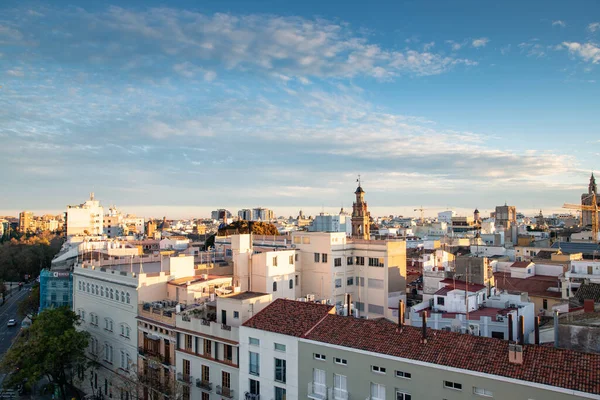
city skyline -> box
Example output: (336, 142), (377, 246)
(1, 0), (599, 215)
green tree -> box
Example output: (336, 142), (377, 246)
(0, 279), (6, 304)
(0, 307), (90, 400)
(17, 285), (40, 320)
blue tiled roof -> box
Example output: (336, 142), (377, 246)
(550, 241), (600, 254)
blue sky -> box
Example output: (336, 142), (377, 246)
(1, 0), (599, 218)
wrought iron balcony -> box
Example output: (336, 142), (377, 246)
(245, 393), (260, 400)
(176, 372), (192, 385)
(196, 379), (212, 391)
(216, 385), (234, 398)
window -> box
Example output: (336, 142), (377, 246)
(474, 387), (493, 397)
(90, 313), (98, 326)
(395, 370), (411, 379)
(372, 365), (386, 374)
(120, 350), (130, 370)
(355, 256), (365, 265)
(126, 293), (130, 303)
(224, 345), (233, 362)
(314, 353), (326, 361)
(202, 365), (210, 381)
(80, 310), (86, 321)
(370, 383), (386, 400)
(368, 257), (385, 267)
(368, 304), (384, 315)
(314, 253), (320, 262)
(104, 318), (113, 332)
(273, 281), (277, 292)
(491, 331), (505, 339)
(334, 374), (347, 397)
(86, 283), (90, 292)
(121, 291), (125, 302)
(347, 277), (354, 286)
(115, 291), (120, 302)
(110, 289), (114, 299)
(543, 299), (548, 310)
(444, 381), (462, 390)
(289, 255), (294, 264)
(355, 301), (365, 311)
(78, 282), (82, 291)
(295, 253), (299, 262)
(322, 253), (328, 263)
(335, 279), (342, 288)
(200, 393), (208, 400)
(274, 358), (286, 383)
(104, 344), (113, 363)
(101, 286), (104, 297)
(249, 379), (260, 395)
(249, 351), (260, 375)
(334, 357), (347, 365)
(273, 256), (278, 266)
(275, 387), (286, 400)
(233, 311), (239, 319)
(289, 279), (294, 289)
(437, 297), (445, 306)
(355, 276), (365, 287)
(249, 337), (260, 346)
(185, 335), (193, 351)
(274, 343), (286, 352)
(346, 257), (353, 265)
(334, 258), (342, 267)
(396, 391), (412, 400)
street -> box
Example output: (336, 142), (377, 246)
(0, 285), (30, 357)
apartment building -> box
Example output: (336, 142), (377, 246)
(66, 193), (104, 236)
(239, 299), (336, 400)
(252, 208), (274, 222)
(174, 292), (272, 400)
(291, 231), (407, 319)
(18, 211), (35, 233)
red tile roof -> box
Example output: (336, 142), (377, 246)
(511, 261), (534, 269)
(303, 314), (600, 395)
(494, 272), (563, 299)
(439, 278), (486, 292)
(242, 298), (335, 337)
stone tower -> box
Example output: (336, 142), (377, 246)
(582, 173), (600, 227)
(351, 178), (371, 240)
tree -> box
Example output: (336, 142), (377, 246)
(0, 279), (6, 304)
(17, 285), (40, 320)
(0, 307), (90, 400)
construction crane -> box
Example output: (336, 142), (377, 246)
(563, 193), (599, 242)
(414, 206), (428, 224)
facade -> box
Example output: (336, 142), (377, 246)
(18, 211), (35, 233)
(437, 210), (456, 224)
(212, 209), (232, 220)
(251, 208), (274, 222)
(104, 207), (124, 238)
(495, 204), (517, 230)
(66, 193), (104, 236)
(351, 185), (370, 240)
(39, 269), (73, 312)
(308, 214), (351, 235)
(240, 299), (335, 400)
(238, 209), (252, 221)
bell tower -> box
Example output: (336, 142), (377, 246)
(351, 175), (371, 240)
(589, 173), (597, 195)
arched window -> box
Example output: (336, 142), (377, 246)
(273, 281), (277, 292)
(126, 293), (130, 304)
(121, 291), (125, 302)
(86, 283), (90, 292)
(115, 291), (119, 302)
(110, 289), (114, 299)
(100, 286), (104, 297)
(289, 279), (293, 289)
(78, 281), (82, 291)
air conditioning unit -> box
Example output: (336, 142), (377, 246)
(306, 294), (315, 301)
(497, 315), (504, 322)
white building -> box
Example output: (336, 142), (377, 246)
(160, 236), (190, 251)
(239, 299), (335, 400)
(567, 260), (600, 284)
(66, 193), (104, 236)
(308, 214), (351, 236)
(437, 210), (456, 224)
(73, 255), (196, 399)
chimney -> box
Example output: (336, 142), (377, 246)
(421, 311), (427, 344)
(518, 315), (525, 345)
(554, 310), (559, 348)
(397, 299), (404, 332)
(534, 316), (540, 345)
(507, 313), (514, 342)
(346, 293), (352, 317)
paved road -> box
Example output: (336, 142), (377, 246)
(0, 284), (31, 357)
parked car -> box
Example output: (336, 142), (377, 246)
(7, 319), (17, 327)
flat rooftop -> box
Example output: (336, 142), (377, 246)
(222, 291), (270, 300)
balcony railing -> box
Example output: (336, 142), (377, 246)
(176, 373), (192, 385)
(221, 323), (232, 331)
(245, 393), (260, 400)
(139, 347), (171, 366)
(308, 382), (328, 400)
(330, 387), (349, 400)
(216, 386), (234, 399)
(196, 379), (212, 391)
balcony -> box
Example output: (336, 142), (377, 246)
(176, 372), (193, 385)
(138, 347), (171, 366)
(216, 385), (234, 399)
(245, 393), (260, 400)
(308, 382), (328, 400)
(329, 387), (349, 400)
(139, 304), (176, 325)
(196, 379), (212, 391)
(176, 313), (239, 343)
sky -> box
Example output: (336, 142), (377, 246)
(1, 0), (599, 219)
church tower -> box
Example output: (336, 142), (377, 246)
(581, 173), (600, 227)
(351, 176), (371, 240)
(589, 173), (597, 194)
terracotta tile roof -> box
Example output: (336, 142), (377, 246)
(494, 272), (562, 299)
(574, 283), (600, 304)
(303, 314), (600, 395)
(243, 298), (335, 337)
(433, 286), (453, 296)
(439, 278), (486, 292)
(511, 261), (534, 269)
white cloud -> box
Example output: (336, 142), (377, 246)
(472, 37), (489, 48)
(588, 22), (600, 33)
(561, 42), (600, 63)
(552, 20), (566, 27)
(518, 40), (546, 58)
(6, 69), (24, 77)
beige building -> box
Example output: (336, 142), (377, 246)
(18, 211), (34, 233)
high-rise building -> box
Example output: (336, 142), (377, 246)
(351, 180), (370, 240)
(581, 173), (600, 227)
(212, 209), (232, 220)
(494, 204), (516, 229)
(66, 193), (104, 236)
(238, 209), (252, 221)
(19, 211), (34, 233)
(251, 207), (274, 221)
